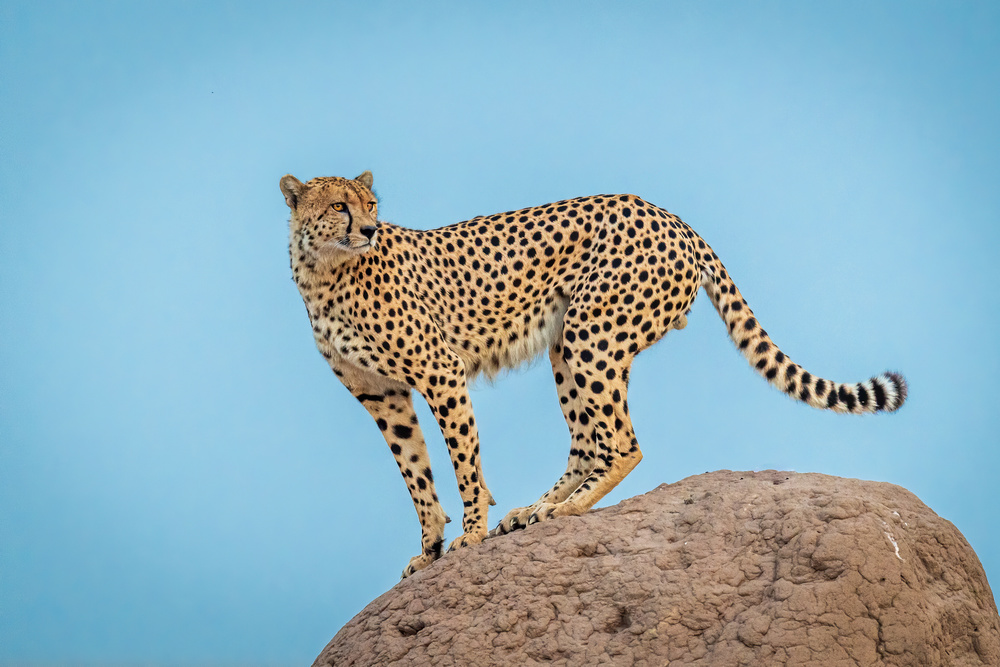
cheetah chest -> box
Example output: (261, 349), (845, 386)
(306, 305), (380, 371)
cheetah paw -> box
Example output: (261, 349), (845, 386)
(489, 505), (535, 536)
(401, 552), (438, 579)
(446, 531), (485, 553)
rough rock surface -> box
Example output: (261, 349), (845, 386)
(315, 470), (999, 666)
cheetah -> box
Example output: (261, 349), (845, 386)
(280, 171), (907, 577)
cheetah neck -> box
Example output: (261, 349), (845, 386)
(289, 232), (360, 289)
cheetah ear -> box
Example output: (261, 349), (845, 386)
(354, 170), (374, 190)
(280, 174), (307, 209)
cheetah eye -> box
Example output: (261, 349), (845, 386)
(331, 202), (346, 212)
(367, 201), (377, 212)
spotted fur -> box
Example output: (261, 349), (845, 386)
(280, 171), (907, 577)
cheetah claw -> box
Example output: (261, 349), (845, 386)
(527, 502), (559, 525)
(487, 517), (519, 537)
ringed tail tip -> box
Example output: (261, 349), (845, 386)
(877, 371), (908, 413)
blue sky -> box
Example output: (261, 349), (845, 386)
(2, 2), (998, 665)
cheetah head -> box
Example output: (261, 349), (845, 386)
(280, 171), (379, 263)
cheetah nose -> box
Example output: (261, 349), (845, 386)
(360, 226), (376, 240)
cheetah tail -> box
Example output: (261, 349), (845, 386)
(696, 245), (907, 414)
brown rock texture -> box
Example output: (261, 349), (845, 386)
(315, 470), (1000, 666)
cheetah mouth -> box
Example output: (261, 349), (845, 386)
(321, 238), (375, 254)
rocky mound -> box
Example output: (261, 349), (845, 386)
(314, 470), (999, 666)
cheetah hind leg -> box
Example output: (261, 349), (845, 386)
(489, 341), (597, 537)
(525, 373), (643, 528)
(496, 334), (647, 534)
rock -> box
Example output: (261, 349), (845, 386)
(314, 470), (1000, 666)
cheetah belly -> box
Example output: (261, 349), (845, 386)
(451, 293), (570, 380)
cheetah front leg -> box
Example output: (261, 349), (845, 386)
(350, 384), (450, 577)
(418, 363), (492, 553)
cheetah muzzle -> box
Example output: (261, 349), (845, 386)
(281, 171), (907, 577)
